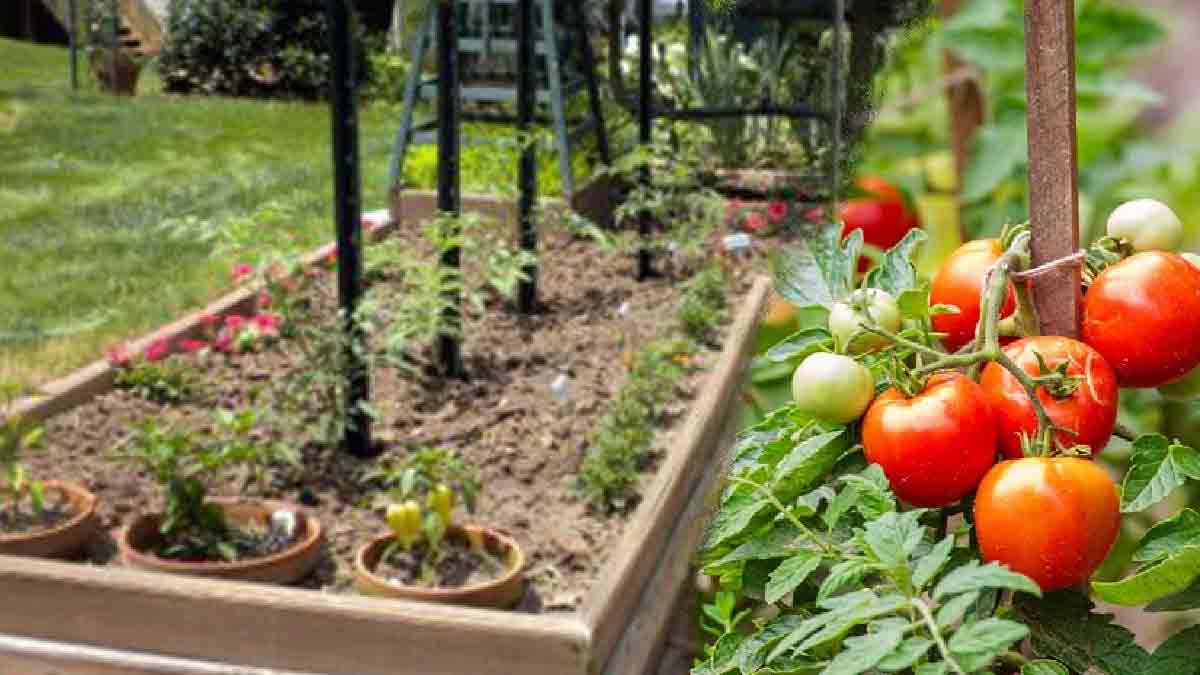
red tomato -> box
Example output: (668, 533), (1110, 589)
(980, 337), (1118, 459)
(929, 239), (1017, 352)
(841, 177), (920, 263)
(974, 457), (1120, 592)
(863, 373), (998, 507)
(1083, 251), (1200, 388)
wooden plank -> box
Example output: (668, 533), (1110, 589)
(0, 635), (311, 675)
(1024, 0), (1082, 337)
(583, 277), (771, 672)
(940, 0), (984, 200)
(0, 556), (590, 675)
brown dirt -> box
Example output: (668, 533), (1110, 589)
(376, 538), (506, 589)
(0, 494), (75, 536)
(31, 230), (755, 613)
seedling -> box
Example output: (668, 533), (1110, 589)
(0, 383), (46, 523)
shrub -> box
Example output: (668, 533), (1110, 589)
(158, 0), (369, 100)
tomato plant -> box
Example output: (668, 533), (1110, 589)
(841, 176), (920, 270)
(1105, 199), (1183, 253)
(828, 288), (901, 353)
(929, 239), (1017, 352)
(863, 373), (997, 507)
(1083, 251), (1200, 388)
(696, 218), (1200, 675)
(975, 457), (1120, 592)
(980, 336), (1119, 459)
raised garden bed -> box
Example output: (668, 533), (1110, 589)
(0, 190), (769, 674)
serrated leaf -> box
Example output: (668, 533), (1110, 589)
(1016, 591), (1151, 675)
(704, 492), (771, 550)
(913, 536), (955, 591)
(936, 591), (980, 629)
(934, 561), (1042, 600)
(897, 288), (930, 321)
(1092, 546), (1200, 606)
(1144, 625), (1200, 675)
(766, 329), (833, 364)
(774, 430), (850, 500)
(711, 524), (814, 567)
(1133, 509), (1200, 563)
(733, 614), (808, 675)
(962, 122), (1027, 202)
(862, 510), (927, 570)
(1174, 446), (1200, 480)
(817, 559), (868, 602)
(766, 553), (823, 604)
(1146, 579), (1200, 612)
(796, 594), (909, 654)
(876, 636), (933, 672)
(774, 227), (861, 309)
(1021, 660), (1069, 675)
(838, 465), (896, 520)
(948, 618), (1029, 671)
(913, 664), (947, 675)
(1121, 434), (1190, 513)
(864, 229), (927, 297)
(820, 628), (903, 675)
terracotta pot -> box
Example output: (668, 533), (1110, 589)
(0, 481), (97, 559)
(354, 524), (526, 609)
(118, 498), (323, 585)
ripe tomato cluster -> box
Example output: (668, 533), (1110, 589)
(788, 198), (1200, 592)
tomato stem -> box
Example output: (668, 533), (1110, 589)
(912, 598), (966, 675)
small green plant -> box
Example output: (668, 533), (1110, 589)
(0, 383), (46, 523)
(112, 360), (198, 405)
(115, 410), (297, 561)
(677, 266), (729, 344)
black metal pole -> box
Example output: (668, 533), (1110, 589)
(436, 0), (465, 376)
(516, 0), (538, 313)
(326, 0), (373, 457)
(68, 0), (78, 90)
(110, 0), (118, 93)
(636, 0), (654, 280)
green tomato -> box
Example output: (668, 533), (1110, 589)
(791, 353), (875, 424)
(828, 288), (901, 353)
(1106, 199), (1183, 252)
(1159, 365), (1200, 402)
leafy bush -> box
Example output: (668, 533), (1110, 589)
(158, 0), (369, 100)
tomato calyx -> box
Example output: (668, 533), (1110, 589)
(1029, 350), (1084, 398)
(1082, 235), (1134, 287)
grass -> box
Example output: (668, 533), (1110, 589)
(0, 38), (579, 389)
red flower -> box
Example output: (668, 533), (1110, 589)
(745, 213), (767, 233)
(225, 315), (247, 332)
(179, 339), (208, 353)
(252, 313), (281, 336)
(258, 290), (273, 309)
(213, 329), (234, 353)
(143, 337), (171, 363)
(231, 264), (253, 283)
(106, 343), (132, 368)
(767, 201), (789, 224)
(804, 207), (824, 223)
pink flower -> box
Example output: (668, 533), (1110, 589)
(225, 315), (246, 332)
(106, 343), (132, 368)
(213, 329), (234, 353)
(179, 339), (208, 353)
(804, 207), (823, 223)
(143, 337), (171, 363)
(231, 264), (253, 283)
(252, 313), (281, 337)
(197, 312), (220, 329)
(258, 290), (273, 309)
(744, 213), (767, 233)
(767, 201), (789, 224)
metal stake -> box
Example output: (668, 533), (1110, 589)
(436, 0), (465, 376)
(68, 0), (78, 90)
(636, 0), (655, 280)
(516, 0), (539, 313)
(327, 0), (374, 457)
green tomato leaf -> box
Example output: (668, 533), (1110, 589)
(1146, 579), (1200, 612)
(704, 492), (772, 550)
(1121, 435), (1194, 513)
(796, 593), (909, 654)
(897, 288), (930, 321)
(816, 559), (869, 603)
(936, 591), (980, 629)
(1143, 625), (1200, 675)
(1091, 546), (1200, 606)
(933, 561), (1042, 600)
(709, 524), (814, 567)
(1133, 509), (1200, 563)
(820, 628), (904, 675)
(862, 510), (927, 570)
(765, 552), (823, 604)
(864, 229), (927, 297)
(876, 636), (933, 673)
(913, 664), (948, 675)
(962, 122), (1027, 203)
(913, 535), (955, 591)
(773, 430), (850, 501)
(1016, 590), (1151, 675)
(773, 226), (861, 309)
(766, 328), (832, 364)
(732, 613), (808, 675)
(948, 618), (1029, 672)
(1021, 660), (1069, 675)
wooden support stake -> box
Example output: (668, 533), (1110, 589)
(940, 0), (984, 197)
(1024, 0), (1081, 338)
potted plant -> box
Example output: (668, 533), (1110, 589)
(113, 411), (322, 584)
(0, 384), (97, 559)
(354, 448), (525, 608)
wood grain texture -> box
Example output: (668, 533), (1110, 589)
(1024, 0), (1082, 337)
(0, 556), (590, 675)
(584, 277), (771, 672)
(0, 635), (311, 675)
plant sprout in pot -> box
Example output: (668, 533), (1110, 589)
(0, 383), (98, 559)
(113, 411), (321, 584)
(354, 448), (526, 609)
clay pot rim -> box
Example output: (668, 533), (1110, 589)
(354, 524), (525, 601)
(0, 480), (97, 545)
(118, 497), (322, 573)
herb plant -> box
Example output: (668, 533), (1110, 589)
(0, 383), (45, 524)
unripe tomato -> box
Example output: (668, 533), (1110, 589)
(929, 239), (1017, 352)
(980, 337), (1118, 459)
(828, 288), (901, 353)
(841, 177), (920, 254)
(975, 457), (1120, 592)
(791, 353), (875, 424)
(1083, 251), (1200, 387)
(862, 373), (997, 507)
(1105, 199), (1183, 253)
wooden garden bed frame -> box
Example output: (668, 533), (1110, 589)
(0, 187), (769, 675)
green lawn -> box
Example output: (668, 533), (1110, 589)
(0, 38), (572, 388)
